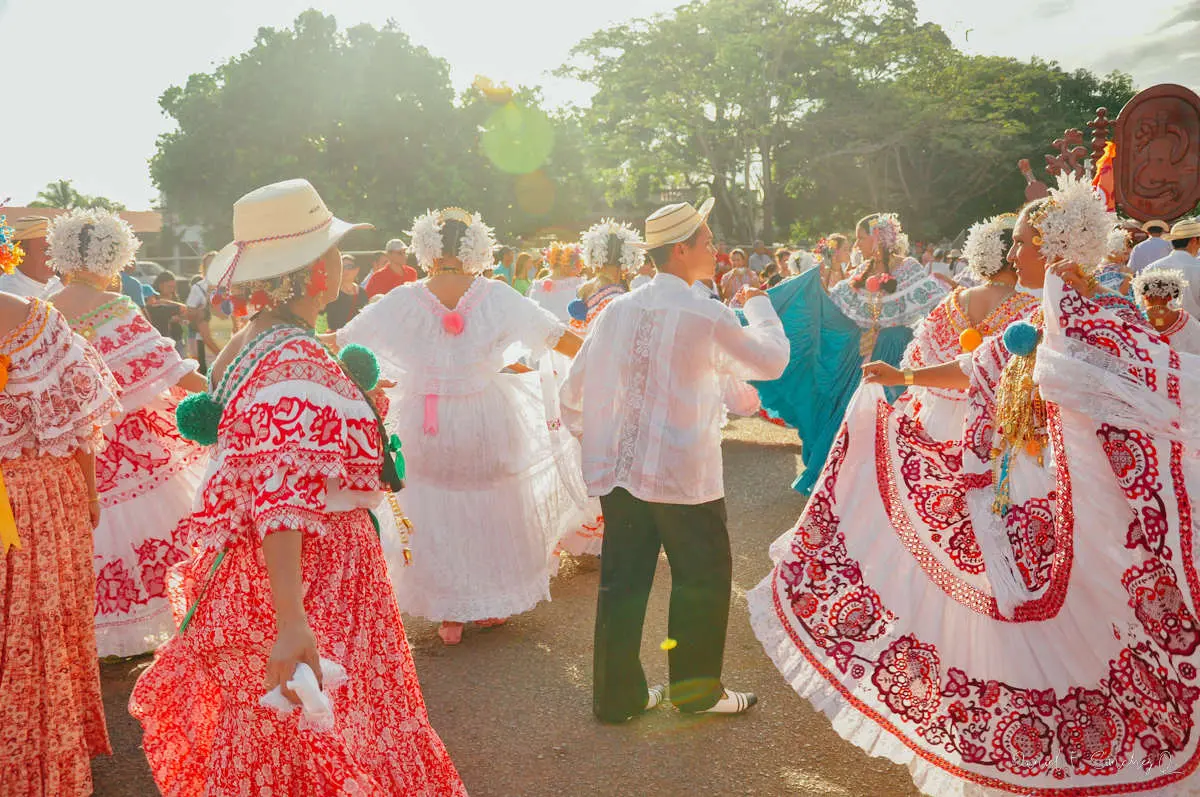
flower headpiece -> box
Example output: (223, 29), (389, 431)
(962, 214), (1016, 281)
(814, 237), (837, 265)
(1106, 226), (1132, 258)
(1132, 269), (1187, 302)
(545, 241), (582, 270)
(0, 216), (23, 275)
(46, 208), (140, 278)
(581, 219), (645, 271)
(409, 207), (497, 273)
(1028, 172), (1115, 268)
(864, 213), (909, 258)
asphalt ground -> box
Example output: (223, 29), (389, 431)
(93, 417), (919, 796)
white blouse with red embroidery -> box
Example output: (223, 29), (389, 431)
(184, 327), (384, 552)
(0, 299), (119, 460)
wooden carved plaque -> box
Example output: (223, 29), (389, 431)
(1113, 84), (1200, 222)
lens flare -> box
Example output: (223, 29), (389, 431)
(482, 102), (555, 176)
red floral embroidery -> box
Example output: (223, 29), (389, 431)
(95, 559), (145, 615)
(134, 538), (187, 600)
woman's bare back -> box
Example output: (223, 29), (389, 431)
(959, 283), (1021, 328)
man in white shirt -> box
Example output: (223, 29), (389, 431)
(747, 240), (773, 274)
(1129, 220), (1174, 274)
(561, 199), (789, 722)
(1146, 217), (1200, 317)
(0, 216), (61, 299)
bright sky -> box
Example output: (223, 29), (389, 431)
(2, 0), (1196, 209)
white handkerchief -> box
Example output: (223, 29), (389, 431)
(259, 657), (349, 731)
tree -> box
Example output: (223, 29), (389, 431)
(29, 178), (127, 211)
(151, 11), (602, 246)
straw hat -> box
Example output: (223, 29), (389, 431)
(1143, 220), (1170, 234)
(12, 216), (51, 241)
(207, 179), (371, 288)
(1168, 217), (1200, 242)
(639, 198), (715, 249)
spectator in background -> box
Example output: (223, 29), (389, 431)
(774, 247), (791, 275)
(927, 247), (955, 287)
(494, 246), (515, 284)
(186, 252), (223, 374)
(715, 240), (732, 277)
(121, 261), (146, 309)
(146, 271), (188, 355)
(720, 247), (759, 305)
(365, 238), (418, 297)
(511, 252), (536, 295)
(748, 240), (773, 274)
(1130, 220), (1174, 273)
(325, 254), (368, 331)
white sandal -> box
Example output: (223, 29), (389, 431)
(694, 689), (757, 715)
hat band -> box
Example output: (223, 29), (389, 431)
(216, 216), (333, 294)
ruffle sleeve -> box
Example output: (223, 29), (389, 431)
(183, 332), (384, 551)
(0, 301), (121, 460)
(495, 283), (568, 358)
(76, 296), (199, 412)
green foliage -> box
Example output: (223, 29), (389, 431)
(29, 178), (126, 211)
(151, 10), (601, 247)
(150, 4), (1138, 247)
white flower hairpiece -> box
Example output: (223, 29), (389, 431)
(580, 219), (645, 271)
(46, 208), (140, 278)
(962, 214), (1016, 281)
(1132, 269), (1187, 301)
(1106, 226), (1132, 258)
(408, 208), (497, 273)
(1032, 172), (1116, 268)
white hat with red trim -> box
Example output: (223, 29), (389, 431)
(207, 179), (372, 288)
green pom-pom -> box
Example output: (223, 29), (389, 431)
(340, 344), (380, 392)
(176, 393), (223, 445)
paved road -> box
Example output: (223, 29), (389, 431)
(93, 418), (919, 796)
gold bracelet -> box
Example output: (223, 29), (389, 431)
(903, 369), (915, 387)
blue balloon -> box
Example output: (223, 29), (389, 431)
(1002, 321), (1040, 357)
(567, 298), (588, 322)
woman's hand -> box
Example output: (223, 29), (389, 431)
(265, 618), (322, 705)
(88, 498), (101, 528)
(318, 332), (340, 353)
(862, 361), (904, 386)
(1049, 260), (1096, 298)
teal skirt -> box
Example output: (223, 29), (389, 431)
(750, 270), (910, 496)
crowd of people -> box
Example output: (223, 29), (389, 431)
(2, 160), (1200, 797)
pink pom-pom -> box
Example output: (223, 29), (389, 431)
(442, 311), (465, 336)
(542, 279), (555, 292)
(865, 275), (883, 293)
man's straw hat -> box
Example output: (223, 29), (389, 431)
(638, 198), (715, 249)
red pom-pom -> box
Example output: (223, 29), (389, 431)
(542, 279), (553, 292)
(865, 275), (883, 292)
(231, 296), (249, 318)
(442, 311), (465, 336)
(250, 289), (271, 308)
(210, 293), (224, 309)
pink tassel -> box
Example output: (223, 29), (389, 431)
(423, 394), (439, 436)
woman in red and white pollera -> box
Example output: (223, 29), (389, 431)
(749, 172), (1200, 796)
(47, 209), (211, 658)
(129, 180), (465, 795)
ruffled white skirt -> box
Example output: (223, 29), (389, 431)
(92, 458), (208, 657)
(380, 372), (589, 621)
(748, 384), (1200, 796)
